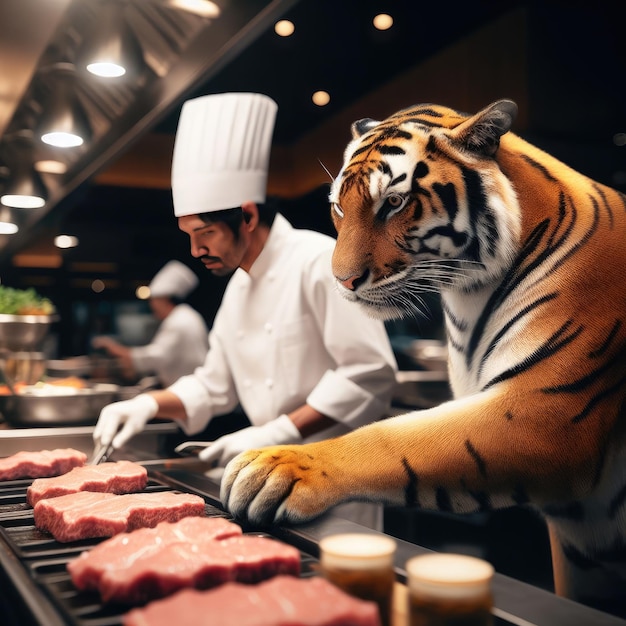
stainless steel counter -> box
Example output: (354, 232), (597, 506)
(0, 421), (179, 457)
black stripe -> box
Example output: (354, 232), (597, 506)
(609, 482), (626, 519)
(402, 457), (419, 507)
(570, 374), (626, 424)
(442, 299), (468, 332)
(478, 292), (558, 378)
(541, 354), (619, 394)
(482, 320), (583, 390)
(589, 319), (622, 358)
(465, 440), (487, 477)
(378, 145), (405, 156)
(464, 219), (552, 368)
(512, 483), (530, 505)
(593, 183), (614, 228)
(423, 224), (468, 248)
(543, 501), (585, 520)
(519, 153), (559, 182)
(433, 181), (459, 222)
(435, 487), (452, 512)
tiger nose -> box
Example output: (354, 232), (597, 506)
(338, 269), (370, 291)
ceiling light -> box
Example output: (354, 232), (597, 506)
(82, 0), (144, 79)
(312, 91), (330, 106)
(165, 0), (220, 18)
(38, 63), (92, 148)
(373, 13), (393, 30)
(136, 285), (151, 300)
(0, 222), (18, 235)
(54, 234), (79, 249)
(275, 20), (295, 37)
(0, 208), (18, 234)
(0, 131), (47, 209)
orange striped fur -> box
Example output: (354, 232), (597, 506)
(222, 100), (626, 617)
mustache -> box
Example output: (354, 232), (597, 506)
(200, 255), (221, 264)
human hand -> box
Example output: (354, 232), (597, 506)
(93, 394), (159, 450)
(199, 414), (301, 467)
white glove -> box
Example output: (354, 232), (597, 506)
(93, 394), (159, 450)
(199, 414), (302, 467)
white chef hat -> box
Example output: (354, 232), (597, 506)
(148, 261), (198, 299)
(171, 92), (278, 217)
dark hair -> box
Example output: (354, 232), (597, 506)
(197, 198), (278, 240)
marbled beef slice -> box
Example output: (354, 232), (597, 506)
(98, 534), (301, 604)
(69, 516), (242, 591)
(0, 448), (87, 481)
(27, 460), (148, 506)
(122, 575), (381, 626)
(34, 491), (206, 542)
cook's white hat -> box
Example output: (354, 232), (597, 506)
(149, 260), (198, 299)
(171, 92), (278, 217)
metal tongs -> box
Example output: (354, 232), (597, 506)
(174, 441), (213, 457)
(90, 441), (114, 465)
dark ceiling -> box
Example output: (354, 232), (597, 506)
(0, 0), (624, 355)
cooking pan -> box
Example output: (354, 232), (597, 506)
(0, 382), (119, 427)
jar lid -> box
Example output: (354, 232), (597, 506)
(406, 553), (494, 599)
(319, 533), (397, 570)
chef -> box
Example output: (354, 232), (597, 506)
(92, 260), (209, 387)
(93, 92), (398, 529)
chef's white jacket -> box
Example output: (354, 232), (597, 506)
(169, 214), (398, 439)
(130, 303), (209, 388)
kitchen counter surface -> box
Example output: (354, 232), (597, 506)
(0, 421), (179, 458)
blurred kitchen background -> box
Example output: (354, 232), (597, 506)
(0, 0), (623, 593)
(0, 0), (622, 361)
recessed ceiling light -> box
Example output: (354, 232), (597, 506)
(167, 0), (220, 18)
(373, 13), (393, 30)
(0, 221), (18, 235)
(91, 279), (105, 293)
(1, 194), (45, 209)
(312, 91), (330, 106)
(136, 285), (151, 300)
(41, 132), (84, 148)
(275, 19), (295, 37)
(54, 234), (79, 249)
(87, 62), (127, 78)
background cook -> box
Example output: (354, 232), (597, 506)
(92, 260), (209, 388)
(93, 92), (398, 529)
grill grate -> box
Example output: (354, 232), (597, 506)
(0, 471), (319, 626)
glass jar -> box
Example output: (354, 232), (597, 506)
(319, 533), (397, 626)
(406, 553), (494, 626)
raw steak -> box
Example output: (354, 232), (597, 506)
(27, 460), (148, 506)
(68, 516), (243, 592)
(123, 575), (381, 626)
(93, 534), (301, 604)
(34, 491), (206, 542)
(0, 448), (87, 481)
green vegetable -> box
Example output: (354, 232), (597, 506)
(0, 286), (56, 315)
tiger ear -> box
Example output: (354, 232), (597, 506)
(452, 99), (518, 157)
(351, 118), (380, 138)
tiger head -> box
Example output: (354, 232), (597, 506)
(329, 99), (523, 320)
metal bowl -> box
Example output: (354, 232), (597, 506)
(0, 383), (119, 427)
(0, 314), (59, 351)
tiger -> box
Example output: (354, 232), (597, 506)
(221, 99), (626, 617)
